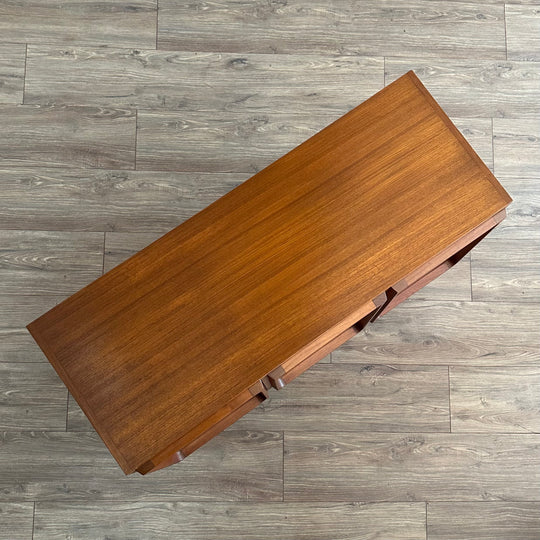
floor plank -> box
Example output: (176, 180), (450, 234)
(0, 502), (34, 540)
(136, 110), (338, 173)
(25, 47), (384, 113)
(385, 60), (540, 118)
(0, 362), (66, 430)
(451, 118), (493, 171)
(0, 231), (103, 296)
(332, 300), (540, 366)
(0, 431), (282, 502)
(234, 364), (449, 432)
(409, 255), (471, 302)
(0, 296), (61, 363)
(493, 118), (540, 177)
(428, 502), (540, 540)
(104, 232), (170, 272)
(471, 237), (540, 303)
(0, 295), (61, 329)
(450, 366), (540, 433)
(284, 432), (540, 501)
(506, 5), (540, 61)
(488, 175), (540, 239)
(0, 329), (48, 364)
(66, 394), (95, 432)
(0, 168), (242, 232)
(0, 1), (156, 48)
(440, 0), (540, 3)
(158, 0), (505, 59)
(0, 43), (26, 104)
(0, 105), (135, 169)
(34, 501), (426, 540)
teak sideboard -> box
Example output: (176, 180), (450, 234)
(27, 71), (512, 475)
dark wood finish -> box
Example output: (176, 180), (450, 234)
(27, 72), (511, 474)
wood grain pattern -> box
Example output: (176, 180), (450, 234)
(27, 73), (510, 474)
(493, 118), (540, 177)
(67, 394), (93, 432)
(158, 0), (506, 59)
(137, 113), (493, 174)
(506, 5), (540, 61)
(487, 176), (540, 239)
(33, 501), (426, 540)
(428, 502), (540, 540)
(0, 105), (136, 169)
(25, 47), (384, 113)
(0, 0), (537, 535)
(136, 109), (339, 173)
(439, 0), (540, 3)
(471, 237), (540, 302)
(104, 233), (180, 273)
(103, 235), (467, 319)
(0, 431), (282, 502)
(450, 366), (540, 433)
(0, 1), (157, 48)
(233, 364), (449, 432)
(69, 363), (448, 433)
(0, 329), (48, 365)
(0, 502), (34, 540)
(0, 168), (242, 232)
(0, 0), (536, 536)
(284, 432), (540, 501)
(0, 296), (62, 363)
(0, 231), (103, 296)
(385, 59), (540, 118)
(332, 300), (540, 366)
(451, 118), (493, 171)
(0, 362), (67, 430)
(0, 43), (26, 104)
(0, 295), (61, 330)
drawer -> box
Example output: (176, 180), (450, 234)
(263, 292), (387, 390)
(372, 209), (506, 321)
(136, 380), (268, 474)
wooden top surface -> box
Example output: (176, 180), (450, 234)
(27, 72), (511, 473)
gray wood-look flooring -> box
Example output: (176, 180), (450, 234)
(0, 1), (538, 538)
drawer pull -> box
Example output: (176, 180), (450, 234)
(136, 379), (268, 475)
(265, 366), (286, 390)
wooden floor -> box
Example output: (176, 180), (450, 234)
(1, 1), (539, 539)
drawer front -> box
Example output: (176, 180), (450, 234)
(372, 209), (506, 321)
(264, 294), (386, 390)
(136, 380), (268, 474)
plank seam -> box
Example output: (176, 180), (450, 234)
(156, 0), (159, 50)
(448, 366), (452, 433)
(22, 43), (28, 105)
(503, 4), (508, 61)
(31, 501), (35, 540)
